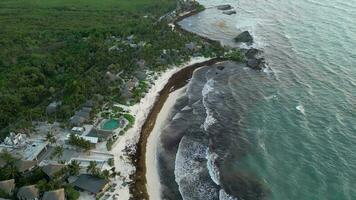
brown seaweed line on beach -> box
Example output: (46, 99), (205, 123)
(127, 3), (231, 199)
(129, 56), (227, 200)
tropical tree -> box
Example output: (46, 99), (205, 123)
(51, 146), (64, 160)
(64, 185), (80, 200)
(86, 161), (98, 175)
(45, 132), (56, 144)
(36, 179), (49, 193)
(101, 169), (110, 180)
(68, 160), (80, 176)
(108, 158), (114, 167)
(68, 133), (91, 151)
(2, 164), (18, 179)
(0, 150), (16, 165)
(0, 151), (19, 180)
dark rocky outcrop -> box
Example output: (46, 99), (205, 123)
(217, 5), (232, 10)
(217, 66), (225, 70)
(223, 10), (236, 15)
(245, 48), (259, 59)
(247, 58), (266, 70)
(234, 31), (253, 44)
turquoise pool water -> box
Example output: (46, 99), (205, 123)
(101, 119), (119, 131)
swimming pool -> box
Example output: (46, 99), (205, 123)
(101, 119), (119, 131)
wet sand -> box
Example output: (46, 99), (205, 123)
(146, 86), (187, 200)
(130, 57), (227, 200)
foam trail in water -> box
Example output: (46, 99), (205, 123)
(175, 136), (219, 200)
(202, 79), (217, 131)
(219, 189), (238, 200)
(206, 148), (221, 185)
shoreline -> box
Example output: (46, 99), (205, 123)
(129, 57), (227, 200)
(109, 57), (214, 199)
(173, 9), (222, 45)
(146, 86), (187, 200)
(129, 5), (231, 200)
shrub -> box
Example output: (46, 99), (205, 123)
(123, 114), (135, 125)
(108, 158), (114, 167)
(106, 138), (114, 151)
(64, 185), (80, 200)
(225, 49), (246, 62)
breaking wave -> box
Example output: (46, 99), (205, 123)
(206, 148), (221, 186)
(202, 79), (217, 131)
(219, 189), (239, 200)
(175, 136), (219, 200)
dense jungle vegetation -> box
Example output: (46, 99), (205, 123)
(0, 0), (224, 137)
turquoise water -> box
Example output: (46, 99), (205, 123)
(101, 119), (119, 130)
(170, 0), (356, 199)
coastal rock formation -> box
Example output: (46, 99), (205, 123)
(177, 0), (197, 12)
(234, 31), (253, 44)
(223, 10), (237, 15)
(247, 58), (266, 70)
(217, 5), (232, 10)
(245, 48), (259, 59)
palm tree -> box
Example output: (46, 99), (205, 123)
(3, 164), (18, 179)
(86, 161), (98, 175)
(51, 146), (64, 160)
(102, 170), (110, 180)
(68, 160), (80, 176)
(45, 132), (56, 144)
(0, 150), (16, 165)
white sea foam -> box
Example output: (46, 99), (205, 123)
(175, 136), (219, 200)
(206, 148), (221, 186)
(264, 94), (277, 101)
(219, 189), (238, 200)
(296, 105), (305, 115)
(202, 79), (217, 131)
(202, 79), (215, 97)
(263, 64), (273, 74)
(204, 115), (217, 131)
(182, 105), (192, 111)
(172, 113), (184, 121)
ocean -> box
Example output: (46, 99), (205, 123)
(157, 0), (356, 199)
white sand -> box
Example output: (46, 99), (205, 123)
(107, 57), (210, 200)
(146, 86), (186, 200)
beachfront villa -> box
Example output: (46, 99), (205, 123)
(0, 179), (15, 197)
(72, 174), (110, 196)
(42, 188), (65, 200)
(69, 100), (95, 127)
(14, 160), (37, 174)
(17, 185), (39, 200)
(42, 163), (66, 180)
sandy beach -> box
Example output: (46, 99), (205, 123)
(108, 57), (211, 200)
(130, 57), (227, 200)
(146, 86), (187, 200)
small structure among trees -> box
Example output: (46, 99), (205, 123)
(0, 179), (15, 197)
(42, 164), (66, 180)
(42, 188), (65, 200)
(17, 185), (39, 200)
(72, 174), (109, 196)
